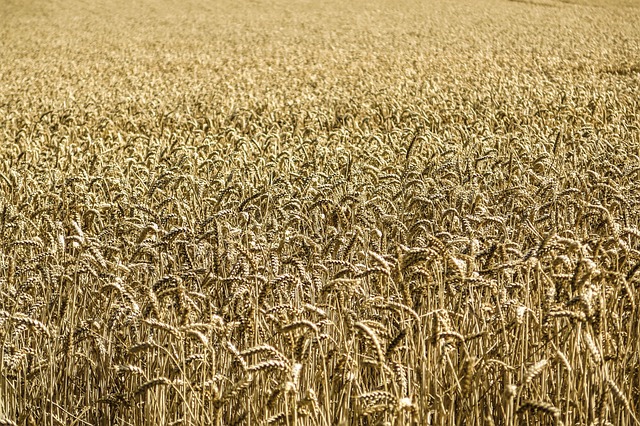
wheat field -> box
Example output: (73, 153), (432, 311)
(1, 0), (640, 425)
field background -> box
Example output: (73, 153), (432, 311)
(1, 0), (640, 425)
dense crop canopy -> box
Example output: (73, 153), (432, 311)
(1, 0), (640, 425)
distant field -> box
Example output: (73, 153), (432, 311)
(1, 0), (639, 425)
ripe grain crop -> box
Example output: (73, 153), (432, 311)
(1, 0), (640, 424)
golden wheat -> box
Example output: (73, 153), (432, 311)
(0, 0), (639, 424)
